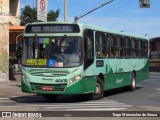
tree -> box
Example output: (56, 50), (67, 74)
(47, 10), (59, 21)
(20, 5), (59, 26)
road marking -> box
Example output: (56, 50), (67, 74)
(144, 79), (150, 81)
(0, 98), (132, 111)
(0, 106), (19, 107)
(22, 103), (126, 107)
(68, 108), (126, 111)
(43, 100), (132, 111)
(136, 85), (141, 87)
(0, 96), (18, 100)
(0, 98), (9, 100)
(45, 105), (132, 109)
(156, 88), (160, 91)
(0, 98), (15, 103)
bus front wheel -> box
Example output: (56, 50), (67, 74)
(91, 78), (104, 100)
(42, 94), (59, 101)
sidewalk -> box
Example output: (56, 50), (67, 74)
(0, 74), (30, 98)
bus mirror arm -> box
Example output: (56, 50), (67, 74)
(16, 33), (23, 51)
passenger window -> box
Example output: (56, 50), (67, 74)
(106, 35), (115, 58)
(115, 36), (123, 58)
(131, 39), (136, 58)
(143, 41), (148, 58)
(137, 40), (142, 58)
(124, 37), (131, 57)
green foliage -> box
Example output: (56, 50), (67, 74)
(47, 10), (59, 21)
(20, 5), (59, 26)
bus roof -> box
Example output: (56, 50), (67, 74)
(80, 23), (148, 40)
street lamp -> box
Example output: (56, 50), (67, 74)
(139, 0), (150, 8)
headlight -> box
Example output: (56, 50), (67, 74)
(69, 75), (82, 85)
(21, 74), (25, 79)
(75, 75), (81, 81)
(21, 74), (30, 84)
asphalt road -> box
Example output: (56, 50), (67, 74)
(0, 73), (160, 119)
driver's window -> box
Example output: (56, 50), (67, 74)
(87, 37), (94, 58)
(84, 29), (94, 70)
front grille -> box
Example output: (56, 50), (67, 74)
(30, 83), (67, 91)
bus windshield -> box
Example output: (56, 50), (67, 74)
(22, 37), (82, 67)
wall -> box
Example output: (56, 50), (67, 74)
(0, 0), (20, 81)
(10, 0), (20, 25)
(0, 0), (9, 81)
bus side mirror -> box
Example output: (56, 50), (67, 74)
(16, 34), (23, 50)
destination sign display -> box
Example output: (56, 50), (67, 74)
(25, 24), (80, 33)
(26, 59), (47, 66)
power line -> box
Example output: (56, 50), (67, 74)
(74, 0), (113, 22)
(86, 0), (132, 24)
(54, 0), (64, 17)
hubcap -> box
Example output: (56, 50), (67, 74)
(132, 78), (136, 88)
(95, 83), (101, 94)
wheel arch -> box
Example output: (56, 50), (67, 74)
(97, 73), (105, 82)
(133, 70), (136, 76)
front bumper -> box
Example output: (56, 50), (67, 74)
(21, 79), (84, 95)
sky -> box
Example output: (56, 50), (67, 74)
(20, 0), (160, 39)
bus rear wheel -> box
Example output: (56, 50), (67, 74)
(42, 94), (59, 101)
(91, 78), (104, 100)
(129, 72), (136, 91)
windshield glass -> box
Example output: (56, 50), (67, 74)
(22, 37), (82, 67)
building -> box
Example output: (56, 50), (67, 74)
(150, 37), (160, 72)
(0, 0), (20, 81)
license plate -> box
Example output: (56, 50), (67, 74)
(42, 86), (53, 91)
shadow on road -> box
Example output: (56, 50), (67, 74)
(9, 86), (143, 104)
(103, 86), (143, 97)
(9, 94), (92, 104)
(9, 71), (16, 81)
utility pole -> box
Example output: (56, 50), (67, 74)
(33, 0), (34, 8)
(74, 0), (113, 22)
(64, 0), (68, 22)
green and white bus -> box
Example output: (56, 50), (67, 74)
(21, 22), (149, 100)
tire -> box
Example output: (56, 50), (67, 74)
(91, 78), (104, 100)
(42, 94), (59, 101)
(129, 72), (136, 91)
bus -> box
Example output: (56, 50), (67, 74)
(21, 22), (149, 100)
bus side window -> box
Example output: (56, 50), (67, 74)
(131, 38), (136, 58)
(121, 36), (125, 57)
(125, 37), (130, 57)
(106, 35), (110, 58)
(143, 40), (148, 58)
(107, 35), (115, 58)
(141, 40), (144, 58)
(115, 36), (122, 58)
(134, 39), (138, 58)
(138, 39), (142, 58)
